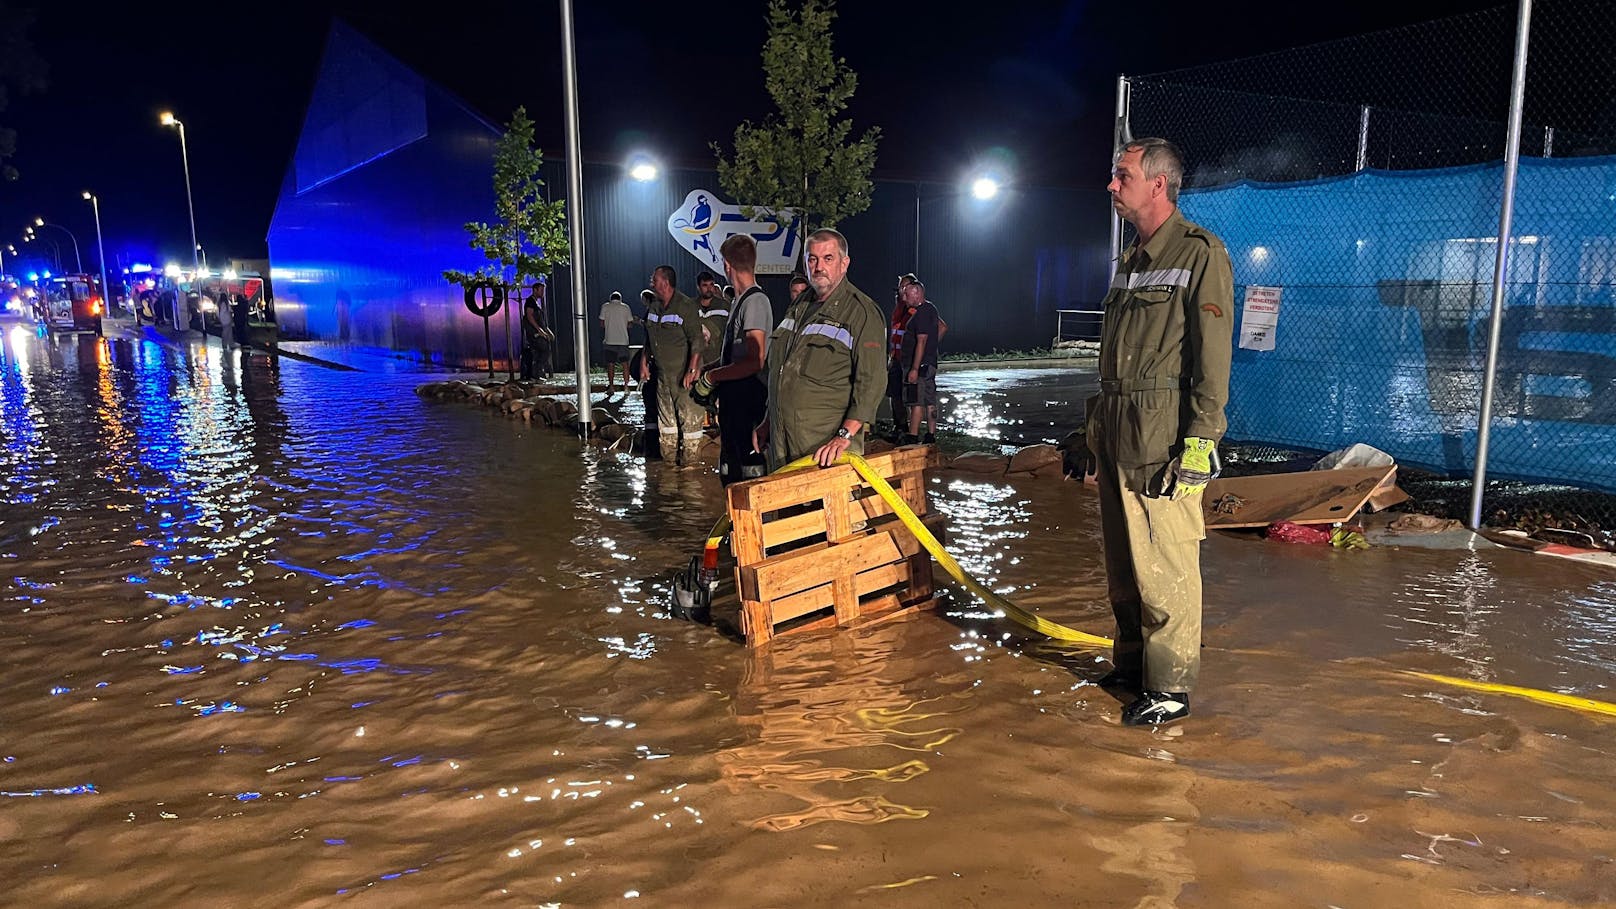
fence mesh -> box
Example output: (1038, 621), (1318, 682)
(1126, 0), (1616, 537)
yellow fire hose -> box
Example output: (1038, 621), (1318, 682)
(699, 452), (1110, 647)
(692, 451), (1616, 721)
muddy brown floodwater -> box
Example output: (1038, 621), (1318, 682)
(2, 326), (1614, 907)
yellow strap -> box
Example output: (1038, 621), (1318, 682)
(704, 452), (1111, 647)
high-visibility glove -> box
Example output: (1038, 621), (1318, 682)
(1330, 525), (1369, 550)
(1167, 437), (1219, 500)
(690, 373), (717, 407)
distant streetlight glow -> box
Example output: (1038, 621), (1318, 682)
(971, 177), (1001, 200)
(165, 263), (182, 278)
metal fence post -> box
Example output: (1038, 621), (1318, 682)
(1356, 105), (1372, 171)
(1468, 0), (1534, 529)
(1108, 75), (1131, 284)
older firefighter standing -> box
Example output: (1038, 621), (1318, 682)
(1073, 137), (1233, 726)
(755, 228), (886, 468)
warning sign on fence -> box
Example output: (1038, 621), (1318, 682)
(1239, 285), (1283, 351)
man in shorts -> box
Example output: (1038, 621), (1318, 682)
(599, 290), (633, 392)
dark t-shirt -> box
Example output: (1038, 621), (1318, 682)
(523, 300), (549, 344)
(898, 301), (940, 369)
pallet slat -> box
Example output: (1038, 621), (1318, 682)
(726, 446), (942, 646)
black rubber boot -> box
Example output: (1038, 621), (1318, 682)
(1121, 691), (1191, 726)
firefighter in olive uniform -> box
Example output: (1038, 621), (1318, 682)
(640, 264), (707, 465)
(695, 270), (730, 371)
(757, 229), (887, 469)
(1075, 138), (1233, 727)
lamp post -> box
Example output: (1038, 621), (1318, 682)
(160, 111), (201, 274)
(32, 219), (82, 272)
(24, 231), (61, 272)
(83, 191), (115, 323)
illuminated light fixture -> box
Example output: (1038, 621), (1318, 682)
(159, 111), (176, 126)
(164, 263), (182, 278)
(628, 155), (659, 182)
(970, 177), (1000, 200)
(1251, 246), (1271, 262)
(223, 269), (238, 280)
(33, 217), (43, 227)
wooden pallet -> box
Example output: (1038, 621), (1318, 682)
(726, 446), (943, 646)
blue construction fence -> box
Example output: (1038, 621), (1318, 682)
(1179, 155), (1616, 492)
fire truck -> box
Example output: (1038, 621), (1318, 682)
(37, 274), (104, 335)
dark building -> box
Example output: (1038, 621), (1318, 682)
(268, 21), (1111, 370)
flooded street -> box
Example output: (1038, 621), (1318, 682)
(3, 325), (1615, 907)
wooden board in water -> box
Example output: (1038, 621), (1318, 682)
(1203, 465), (1397, 530)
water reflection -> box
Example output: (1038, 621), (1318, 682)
(1, 333), (1615, 905)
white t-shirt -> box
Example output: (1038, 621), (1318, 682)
(600, 298), (632, 345)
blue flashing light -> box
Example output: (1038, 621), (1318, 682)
(42, 271), (50, 279)
(26, 272), (37, 281)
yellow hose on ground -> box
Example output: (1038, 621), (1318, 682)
(701, 452), (1110, 647)
(1401, 671), (1616, 719)
(699, 452), (1616, 720)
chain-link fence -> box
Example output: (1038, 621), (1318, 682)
(1122, 0), (1616, 535)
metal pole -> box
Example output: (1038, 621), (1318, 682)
(1469, 0), (1534, 530)
(1356, 105), (1372, 172)
(914, 183), (921, 273)
(559, 0), (593, 432)
(1543, 125), (1554, 157)
(1108, 75), (1131, 283)
(89, 197), (111, 324)
(178, 122), (200, 274)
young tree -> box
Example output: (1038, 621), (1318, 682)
(713, 0), (880, 232)
(444, 107), (570, 293)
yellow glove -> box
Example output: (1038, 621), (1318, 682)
(1330, 526), (1369, 550)
(1167, 437), (1218, 500)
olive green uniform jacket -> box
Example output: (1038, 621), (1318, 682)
(698, 301), (729, 367)
(1087, 209), (1234, 494)
(765, 279), (887, 466)
(644, 290), (703, 377)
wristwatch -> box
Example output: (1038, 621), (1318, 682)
(834, 427), (853, 441)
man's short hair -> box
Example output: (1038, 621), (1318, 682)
(609, 290), (622, 301)
(696, 269), (718, 284)
(719, 234), (758, 272)
(1121, 137), (1185, 203)
(788, 271), (809, 286)
(654, 264), (677, 286)
(898, 272), (918, 286)
(640, 289), (655, 301)
(806, 228), (849, 256)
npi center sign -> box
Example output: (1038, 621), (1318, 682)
(666, 190), (804, 276)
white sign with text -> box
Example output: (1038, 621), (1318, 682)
(1239, 285), (1283, 351)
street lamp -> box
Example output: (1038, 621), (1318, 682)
(24, 232), (61, 272)
(196, 245), (208, 272)
(32, 218), (82, 272)
(627, 154), (659, 182)
(83, 191), (115, 323)
(160, 111), (201, 274)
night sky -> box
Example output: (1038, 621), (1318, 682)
(3, 0), (1499, 275)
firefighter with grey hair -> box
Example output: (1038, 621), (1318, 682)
(1069, 137), (1233, 726)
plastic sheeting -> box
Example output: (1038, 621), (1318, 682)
(1181, 156), (1616, 490)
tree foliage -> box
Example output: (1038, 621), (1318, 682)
(443, 107), (570, 292)
(713, 0), (879, 230)
(0, 4), (49, 182)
